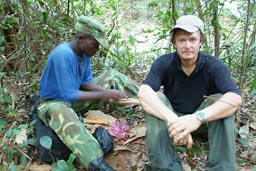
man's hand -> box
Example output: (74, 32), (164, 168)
(104, 89), (128, 100)
(174, 133), (193, 149)
(167, 114), (202, 147)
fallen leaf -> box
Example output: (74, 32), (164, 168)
(129, 152), (142, 166)
(83, 110), (116, 125)
(123, 125), (147, 145)
(28, 164), (52, 171)
(250, 117), (256, 130)
(239, 121), (250, 139)
(15, 128), (27, 144)
(240, 150), (249, 159)
(129, 125), (146, 137)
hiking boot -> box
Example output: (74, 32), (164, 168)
(88, 157), (116, 171)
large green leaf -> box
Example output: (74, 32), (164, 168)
(39, 136), (52, 149)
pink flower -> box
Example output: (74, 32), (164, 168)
(108, 119), (130, 138)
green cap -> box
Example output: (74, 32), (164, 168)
(75, 15), (109, 49)
(170, 15), (204, 33)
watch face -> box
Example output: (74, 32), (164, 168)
(197, 111), (206, 123)
(199, 113), (203, 119)
(197, 113), (202, 120)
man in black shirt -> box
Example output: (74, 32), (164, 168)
(137, 15), (242, 171)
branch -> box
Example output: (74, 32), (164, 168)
(239, 0), (251, 88)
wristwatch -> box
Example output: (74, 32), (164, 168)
(195, 111), (206, 124)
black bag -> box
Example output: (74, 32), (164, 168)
(92, 126), (114, 154)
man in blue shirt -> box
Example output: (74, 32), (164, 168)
(38, 16), (137, 171)
(137, 15), (242, 171)
(40, 16), (127, 104)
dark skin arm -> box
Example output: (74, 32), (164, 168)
(78, 82), (128, 101)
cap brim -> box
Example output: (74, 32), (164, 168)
(170, 25), (199, 33)
(95, 37), (110, 49)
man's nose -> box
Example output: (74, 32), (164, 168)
(185, 41), (192, 48)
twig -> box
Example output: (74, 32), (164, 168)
(203, 95), (238, 108)
(13, 146), (32, 161)
(0, 121), (17, 148)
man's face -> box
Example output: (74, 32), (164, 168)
(172, 29), (203, 61)
(78, 35), (99, 57)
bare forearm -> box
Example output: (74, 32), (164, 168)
(78, 90), (107, 101)
(200, 92), (242, 122)
(80, 82), (103, 91)
(78, 82), (128, 102)
(137, 84), (178, 122)
(78, 82), (106, 101)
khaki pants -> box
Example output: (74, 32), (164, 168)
(145, 92), (236, 171)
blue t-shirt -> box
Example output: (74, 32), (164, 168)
(39, 42), (93, 103)
(143, 51), (241, 113)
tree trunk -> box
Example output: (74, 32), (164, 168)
(239, 0), (251, 88)
(194, 0), (210, 52)
(213, 0), (220, 57)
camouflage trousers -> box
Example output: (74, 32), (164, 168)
(37, 69), (139, 168)
(145, 92), (236, 171)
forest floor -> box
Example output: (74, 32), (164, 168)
(0, 72), (255, 171)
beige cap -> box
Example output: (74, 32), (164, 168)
(170, 15), (204, 33)
(75, 16), (109, 49)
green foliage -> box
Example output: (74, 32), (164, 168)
(117, 106), (137, 120)
(0, 36), (5, 51)
(0, 120), (32, 169)
(176, 145), (205, 158)
(8, 163), (18, 171)
(6, 125), (24, 138)
(105, 36), (138, 72)
(0, 120), (8, 132)
(236, 158), (247, 164)
(237, 138), (250, 147)
(237, 132), (256, 148)
(0, 72), (15, 115)
(249, 43), (256, 94)
(250, 74), (256, 94)
(51, 153), (77, 171)
(7, 149), (18, 162)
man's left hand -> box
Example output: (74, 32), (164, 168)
(167, 114), (201, 146)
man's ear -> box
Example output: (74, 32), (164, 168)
(172, 42), (177, 48)
(200, 39), (203, 45)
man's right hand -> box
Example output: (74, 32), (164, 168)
(104, 89), (128, 100)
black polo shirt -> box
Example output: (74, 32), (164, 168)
(142, 51), (241, 114)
